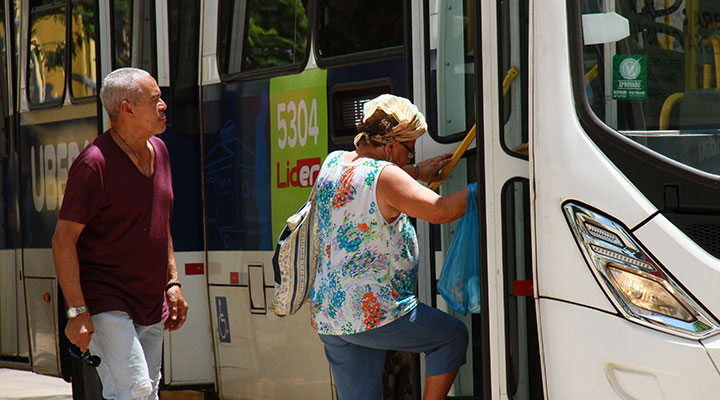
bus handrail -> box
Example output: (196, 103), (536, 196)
(659, 92), (684, 130)
(428, 125), (477, 191)
(428, 66), (520, 191)
(703, 36), (720, 88)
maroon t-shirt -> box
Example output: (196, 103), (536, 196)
(59, 131), (173, 325)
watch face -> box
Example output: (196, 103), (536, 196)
(67, 306), (86, 318)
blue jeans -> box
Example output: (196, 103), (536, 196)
(319, 303), (468, 400)
(88, 311), (164, 400)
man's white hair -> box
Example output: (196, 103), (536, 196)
(99, 68), (151, 121)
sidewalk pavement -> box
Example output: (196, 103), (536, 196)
(0, 368), (72, 400)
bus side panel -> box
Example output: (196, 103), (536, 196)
(24, 276), (59, 375)
(202, 81), (273, 252)
(209, 284), (332, 400)
(20, 116), (98, 377)
(201, 54), (407, 397)
(161, 251), (214, 385)
(0, 249), (24, 358)
(19, 118), (96, 251)
(203, 76), (332, 398)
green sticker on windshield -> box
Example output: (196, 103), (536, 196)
(612, 55), (646, 100)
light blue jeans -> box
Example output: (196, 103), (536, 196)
(88, 311), (164, 400)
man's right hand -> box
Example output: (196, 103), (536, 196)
(65, 313), (94, 352)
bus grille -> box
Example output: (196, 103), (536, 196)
(683, 223), (720, 259)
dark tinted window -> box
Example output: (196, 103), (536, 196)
(168, 0), (200, 136)
(316, 0), (404, 59)
(217, 0), (309, 75)
(110, 0), (155, 74)
(111, 0), (132, 68)
(0, 4), (9, 158)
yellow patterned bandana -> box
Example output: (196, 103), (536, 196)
(353, 94), (427, 147)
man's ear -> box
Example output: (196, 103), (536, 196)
(120, 100), (133, 116)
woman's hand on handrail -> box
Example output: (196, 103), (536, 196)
(416, 152), (452, 182)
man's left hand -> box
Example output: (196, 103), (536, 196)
(165, 286), (188, 331)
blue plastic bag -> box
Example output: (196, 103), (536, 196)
(437, 183), (481, 315)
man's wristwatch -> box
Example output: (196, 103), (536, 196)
(66, 305), (88, 319)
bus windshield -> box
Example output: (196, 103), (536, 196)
(580, 0), (720, 175)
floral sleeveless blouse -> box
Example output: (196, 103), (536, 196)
(310, 151), (419, 335)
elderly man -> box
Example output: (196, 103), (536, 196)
(52, 67), (188, 400)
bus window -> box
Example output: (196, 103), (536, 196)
(499, 0), (528, 158)
(111, 0), (132, 68)
(0, 5), (6, 74)
(579, 0), (720, 175)
(110, 0), (155, 75)
(314, 0), (404, 63)
(70, 0), (98, 100)
(11, 0), (20, 81)
(0, 3), (8, 159)
(168, 0), (200, 136)
(501, 179), (543, 399)
(27, 0), (66, 107)
(428, 0), (477, 140)
(217, 0), (309, 76)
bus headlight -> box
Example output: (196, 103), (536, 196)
(563, 202), (720, 339)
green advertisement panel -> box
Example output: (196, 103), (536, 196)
(270, 68), (328, 246)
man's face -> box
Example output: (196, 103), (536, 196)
(132, 75), (167, 135)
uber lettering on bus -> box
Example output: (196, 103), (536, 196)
(30, 142), (88, 213)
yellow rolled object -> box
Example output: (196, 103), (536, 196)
(585, 64), (599, 83)
(503, 66), (520, 96)
(665, 0), (672, 49)
(659, 92), (684, 130)
(703, 64), (712, 89)
(706, 36), (720, 88)
(428, 125), (476, 191)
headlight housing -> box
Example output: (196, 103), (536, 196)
(563, 202), (720, 339)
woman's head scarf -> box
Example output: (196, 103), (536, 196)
(353, 94), (427, 147)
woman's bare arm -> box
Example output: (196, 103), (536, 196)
(377, 164), (468, 225)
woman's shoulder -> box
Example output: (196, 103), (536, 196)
(322, 150), (344, 168)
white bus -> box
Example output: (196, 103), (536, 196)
(1, 0), (719, 399)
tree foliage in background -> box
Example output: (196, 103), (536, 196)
(30, 0), (97, 73)
(243, 0), (308, 70)
(113, 0), (132, 68)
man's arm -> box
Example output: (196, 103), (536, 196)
(164, 234), (188, 331)
(52, 219), (93, 352)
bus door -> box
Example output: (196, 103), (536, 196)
(0, 0), (26, 367)
(415, 0), (542, 398)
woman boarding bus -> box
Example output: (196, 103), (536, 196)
(1, 0), (720, 399)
